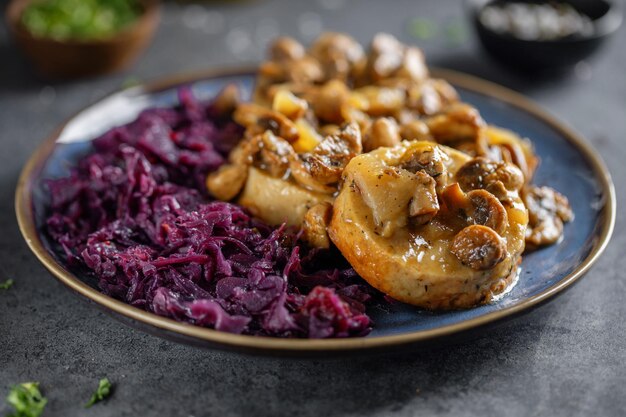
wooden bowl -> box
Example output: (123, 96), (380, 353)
(6, 0), (160, 78)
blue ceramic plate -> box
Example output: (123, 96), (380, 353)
(16, 68), (615, 355)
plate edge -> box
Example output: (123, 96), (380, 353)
(14, 66), (617, 353)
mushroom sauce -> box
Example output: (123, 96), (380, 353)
(207, 32), (572, 309)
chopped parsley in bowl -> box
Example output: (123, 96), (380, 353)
(6, 0), (159, 77)
(21, 0), (141, 41)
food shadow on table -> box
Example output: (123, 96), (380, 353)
(118, 303), (562, 417)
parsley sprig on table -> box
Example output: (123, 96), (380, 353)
(85, 378), (112, 408)
(4, 378), (113, 415)
(0, 279), (14, 290)
(6, 382), (47, 417)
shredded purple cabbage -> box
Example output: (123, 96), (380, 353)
(45, 88), (375, 338)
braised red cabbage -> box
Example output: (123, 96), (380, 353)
(45, 88), (374, 338)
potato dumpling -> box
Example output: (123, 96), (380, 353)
(329, 141), (528, 309)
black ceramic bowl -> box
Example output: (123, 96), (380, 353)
(468, 0), (623, 72)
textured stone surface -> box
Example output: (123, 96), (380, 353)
(0, 0), (625, 416)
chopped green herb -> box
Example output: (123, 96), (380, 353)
(0, 278), (14, 290)
(408, 17), (437, 40)
(85, 378), (112, 408)
(6, 382), (47, 417)
(21, 0), (141, 41)
(121, 76), (142, 89)
(444, 21), (467, 46)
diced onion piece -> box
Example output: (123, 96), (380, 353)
(293, 119), (323, 153)
(356, 86), (405, 116)
(272, 89), (308, 120)
(347, 91), (370, 111)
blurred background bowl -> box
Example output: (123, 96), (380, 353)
(6, 0), (160, 79)
(468, 0), (623, 72)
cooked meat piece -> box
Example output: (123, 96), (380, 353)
(397, 145), (448, 191)
(451, 225), (507, 270)
(364, 117), (401, 151)
(309, 32), (364, 81)
(405, 79), (458, 116)
(211, 84), (240, 116)
(396, 46), (429, 82)
(225, 129), (295, 179)
(355, 85), (405, 116)
(523, 185), (573, 249)
(398, 146), (446, 176)
(409, 171), (439, 225)
(258, 131), (294, 177)
(284, 56), (325, 84)
(255, 57), (323, 104)
(430, 78), (459, 104)
(367, 33), (404, 81)
(258, 32), (436, 107)
(206, 164), (248, 201)
(425, 103), (485, 143)
(234, 103), (299, 142)
(407, 82), (442, 115)
(318, 124), (341, 136)
(305, 153), (344, 185)
(297, 122), (363, 186)
(213, 128), (294, 185)
(399, 120), (433, 142)
(366, 33), (428, 83)
(305, 79), (350, 124)
(351, 164), (415, 237)
(257, 113), (298, 143)
(256, 61), (283, 83)
(238, 167), (333, 227)
(316, 121), (363, 155)
(270, 36), (305, 61)
(289, 157), (337, 194)
(228, 133), (264, 167)
(378, 78), (458, 118)
(302, 202), (333, 248)
(346, 142), (450, 237)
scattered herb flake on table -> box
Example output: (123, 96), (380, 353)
(408, 17), (437, 40)
(85, 378), (112, 408)
(444, 21), (467, 46)
(0, 278), (14, 290)
(5, 382), (47, 417)
(121, 76), (142, 89)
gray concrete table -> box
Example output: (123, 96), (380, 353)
(1, 0), (625, 416)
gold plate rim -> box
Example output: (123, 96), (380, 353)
(15, 67), (616, 353)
